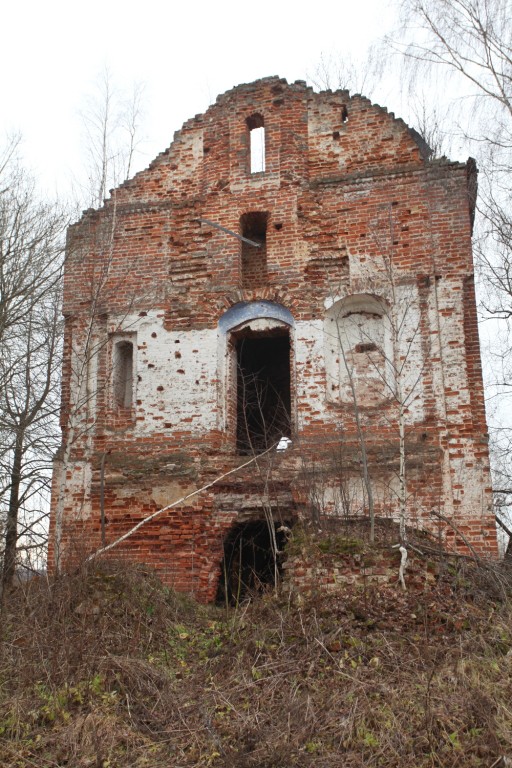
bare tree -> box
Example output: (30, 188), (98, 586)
(0, 139), (66, 596)
(408, 96), (451, 158)
(325, 292), (376, 542)
(391, 0), (511, 224)
(389, 0), (512, 312)
(322, 205), (429, 547)
(308, 50), (449, 159)
(0, 69), (146, 590)
(0, 139), (63, 347)
(308, 50), (384, 99)
(389, 0), (512, 543)
(78, 67), (146, 209)
(331, 295), (425, 543)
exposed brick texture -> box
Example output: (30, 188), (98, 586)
(49, 77), (498, 602)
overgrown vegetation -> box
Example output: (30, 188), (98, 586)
(1, 537), (512, 767)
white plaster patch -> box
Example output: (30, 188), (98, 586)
(109, 311), (218, 434)
(64, 462), (93, 521)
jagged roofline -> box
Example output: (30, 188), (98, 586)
(99, 76), (445, 208)
(162, 76), (430, 158)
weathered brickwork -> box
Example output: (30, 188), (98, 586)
(49, 77), (497, 601)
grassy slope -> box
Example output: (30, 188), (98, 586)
(1, 540), (512, 768)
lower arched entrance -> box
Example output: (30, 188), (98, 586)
(216, 520), (290, 605)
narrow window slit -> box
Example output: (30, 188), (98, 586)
(241, 211), (268, 288)
(247, 113), (265, 173)
(113, 340), (134, 408)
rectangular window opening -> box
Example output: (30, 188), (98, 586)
(236, 331), (291, 455)
(241, 211), (268, 288)
(250, 126), (265, 173)
(113, 340), (134, 408)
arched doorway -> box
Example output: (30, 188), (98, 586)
(218, 301), (295, 454)
(235, 326), (291, 454)
(216, 520), (290, 605)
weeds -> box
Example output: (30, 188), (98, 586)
(0, 555), (511, 766)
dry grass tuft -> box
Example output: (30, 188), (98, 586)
(1, 549), (512, 767)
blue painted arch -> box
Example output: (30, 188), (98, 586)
(218, 300), (295, 334)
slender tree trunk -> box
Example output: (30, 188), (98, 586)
(398, 399), (407, 543)
(336, 324), (375, 542)
(1, 434), (23, 595)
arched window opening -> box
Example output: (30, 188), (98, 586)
(218, 302), (295, 455)
(246, 113), (265, 173)
(325, 295), (392, 407)
(235, 326), (291, 455)
(240, 211), (268, 288)
(113, 340), (134, 408)
(216, 520), (290, 605)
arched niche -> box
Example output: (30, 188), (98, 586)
(324, 293), (393, 407)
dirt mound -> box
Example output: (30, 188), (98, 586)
(1, 549), (511, 767)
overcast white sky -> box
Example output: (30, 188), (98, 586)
(1, 0), (402, 195)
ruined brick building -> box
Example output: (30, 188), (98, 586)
(49, 77), (497, 601)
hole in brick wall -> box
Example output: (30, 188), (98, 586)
(341, 105), (348, 123)
(274, 222), (283, 231)
(175, 351), (181, 358)
(216, 520), (291, 605)
(113, 341), (134, 408)
(246, 113), (265, 173)
(235, 328), (291, 455)
(241, 211), (268, 288)
(355, 342), (378, 353)
(333, 131), (340, 140)
(151, 332), (157, 338)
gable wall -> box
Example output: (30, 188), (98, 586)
(49, 78), (497, 601)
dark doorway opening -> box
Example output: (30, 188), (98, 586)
(216, 520), (290, 605)
(236, 330), (291, 454)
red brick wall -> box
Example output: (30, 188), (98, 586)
(48, 77), (497, 602)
